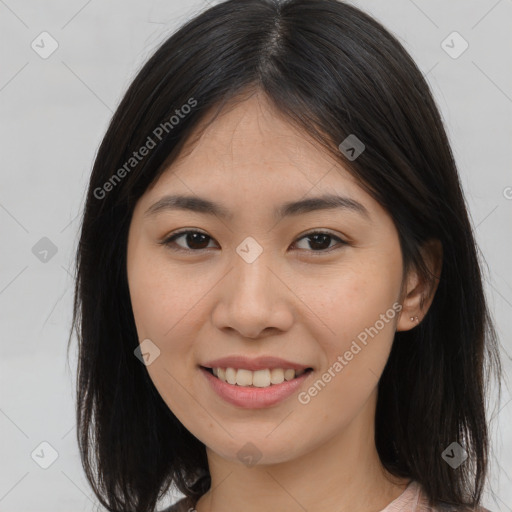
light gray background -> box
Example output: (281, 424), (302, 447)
(0, 0), (511, 510)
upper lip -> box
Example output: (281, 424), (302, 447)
(201, 356), (312, 371)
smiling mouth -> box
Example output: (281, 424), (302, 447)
(201, 366), (314, 387)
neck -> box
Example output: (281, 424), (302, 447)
(194, 392), (410, 512)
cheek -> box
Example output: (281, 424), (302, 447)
(127, 254), (207, 421)
(298, 277), (399, 429)
(128, 248), (207, 342)
(301, 257), (402, 415)
(308, 259), (401, 345)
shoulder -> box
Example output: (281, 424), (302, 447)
(414, 482), (494, 512)
(433, 506), (493, 512)
(159, 495), (197, 512)
(391, 480), (495, 512)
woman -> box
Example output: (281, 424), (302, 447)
(69, 1), (502, 511)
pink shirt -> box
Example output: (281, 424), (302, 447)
(162, 480), (492, 512)
(380, 480), (491, 512)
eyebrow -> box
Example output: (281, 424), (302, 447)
(144, 193), (370, 222)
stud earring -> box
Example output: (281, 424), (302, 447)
(410, 316), (419, 322)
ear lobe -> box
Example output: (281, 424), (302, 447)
(396, 238), (443, 332)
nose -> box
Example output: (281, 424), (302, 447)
(211, 251), (294, 340)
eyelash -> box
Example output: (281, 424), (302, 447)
(159, 229), (348, 256)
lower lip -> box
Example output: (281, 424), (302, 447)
(200, 367), (312, 409)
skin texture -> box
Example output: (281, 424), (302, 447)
(126, 91), (442, 512)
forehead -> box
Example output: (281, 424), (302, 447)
(150, 92), (362, 194)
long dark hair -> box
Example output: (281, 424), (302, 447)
(68, 0), (502, 510)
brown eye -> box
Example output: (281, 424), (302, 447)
(160, 229), (347, 255)
(161, 230), (216, 251)
(292, 231), (347, 254)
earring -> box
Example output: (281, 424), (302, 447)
(410, 316), (419, 322)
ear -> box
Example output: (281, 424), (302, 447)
(396, 238), (443, 331)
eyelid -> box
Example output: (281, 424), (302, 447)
(159, 228), (349, 255)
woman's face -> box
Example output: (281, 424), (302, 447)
(126, 91), (410, 465)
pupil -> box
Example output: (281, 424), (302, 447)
(186, 233), (331, 250)
(310, 234), (330, 250)
(188, 233), (208, 249)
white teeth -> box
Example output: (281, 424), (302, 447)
(212, 367), (308, 387)
(253, 369), (271, 387)
(236, 369), (253, 386)
(284, 369), (295, 381)
(270, 368), (285, 384)
(225, 367), (237, 385)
